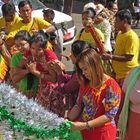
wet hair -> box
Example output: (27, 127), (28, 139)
(76, 48), (104, 86)
(30, 30), (49, 49)
(18, 0), (32, 10)
(43, 8), (55, 20)
(71, 40), (95, 57)
(82, 7), (96, 19)
(2, 2), (15, 15)
(14, 30), (31, 42)
(115, 9), (132, 25)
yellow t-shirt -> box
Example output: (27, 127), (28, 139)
(76, 27), (104, 48)
(7, 17), (53, 50)
(0, 16), (21, 34)
(112, 29), (139, 80)
(7, 17), (51, 38)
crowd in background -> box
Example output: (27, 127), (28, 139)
(0, 0), (140, 140)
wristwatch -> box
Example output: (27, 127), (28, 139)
(86, 121), (91, 130)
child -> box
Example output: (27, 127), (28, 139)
(43, 8), (63, 60)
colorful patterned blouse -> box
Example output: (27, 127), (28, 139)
(77, 78), (121, 125)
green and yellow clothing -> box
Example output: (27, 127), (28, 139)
(10, 52), (38, 94)
(112, 29), (139, 80)
(77, 27), (104, 47)
(0, 54), (8, 80)
(0, 16), (21, 34)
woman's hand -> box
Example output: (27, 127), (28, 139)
(70, 121), (86, 131)
(49, 60), (66, 75)
(27, 62), (37, 74)
(102, 53), (112, 60)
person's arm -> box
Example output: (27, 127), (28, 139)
(67, 87), (84, 120)
(44, 25), (56, 33)
(27, 62), (57, 83)
(11, 57), (30, 83)
(68, 104), (82, 121)
(103, 34), (138, 61)
(102, 53), (134, 61)
(0, 40), (11, 65)
(11, 67), (29, 83)
(69, 84), (121, 130)
(56, 73), (79, 95)
(70, 115), (111, 130)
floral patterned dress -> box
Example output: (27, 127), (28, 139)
(77, 78), (121, 140)
(35, 50), (66, 117)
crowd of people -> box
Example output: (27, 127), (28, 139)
(0, 0), (140, 140)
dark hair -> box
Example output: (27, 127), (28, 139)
(43, 8), (55, 20)
(2, 2), (15, 15)
(14, 30), (31, 42)
(106, 1), (114, 10)
(71, 40), (95, 57)
(18, 0), (32, 10)
(115, 9), (132, 25)
(76, 48), (104, 86)
(30, 30), (49, 49)
(82, 7), (96, 19)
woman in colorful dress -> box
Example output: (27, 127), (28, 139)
(10, 30), (34, 94)
(15, 30), (58, 99)
(49, 40), (92, 117)
(67, 48), (121, 140)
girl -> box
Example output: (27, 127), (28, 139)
(15, 30), (58, 99)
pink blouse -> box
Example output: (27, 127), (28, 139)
(122, 73), (140, 113)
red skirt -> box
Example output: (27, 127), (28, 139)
(125, 111), (140, 140)
(81, 123), (116, 140)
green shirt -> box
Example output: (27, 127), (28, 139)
(11, 52), (39, 93)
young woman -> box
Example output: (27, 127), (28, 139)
(10, 30), (33, 93)
(48, 40), (92, 117)
(94, 11), (112, 52)
(77, 7), (104, 49)
(67, 48), (121, 140)
(15, 30), (58, 99)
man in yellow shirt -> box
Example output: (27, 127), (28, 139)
(0, 3), (21, 37)
(7, 0), (55, 48)
(103, 9), (139, 86)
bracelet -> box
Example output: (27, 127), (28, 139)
(85, 121), (91, 130)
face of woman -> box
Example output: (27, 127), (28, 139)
(30, 42), (44, 60)
(94, 15), (103, 24)
(82, 14), (93, 30)
(79, 61), (97, 86)
(78, 61), (91, 80)
(19, 4), (32, 22)
(14, 39), (29, 54)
